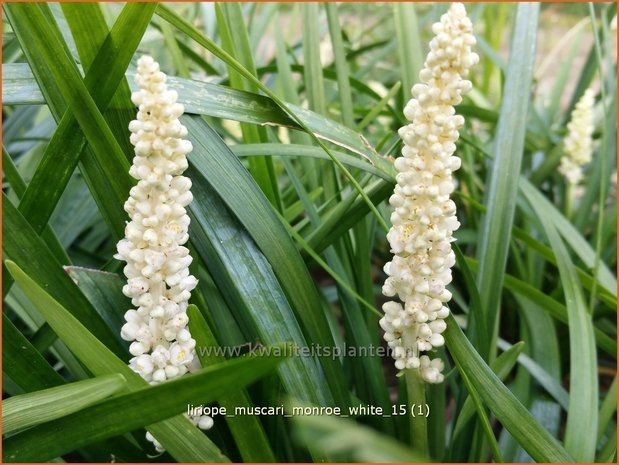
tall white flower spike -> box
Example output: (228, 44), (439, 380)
(380, 3), (478, 384)
(115, 55), (212, 452)
(559, 88), (596, 185)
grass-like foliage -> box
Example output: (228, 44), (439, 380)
(2, 2), (616, 463)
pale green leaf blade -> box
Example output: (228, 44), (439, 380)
(444, 314), (574, 462)
(4, 374), (126, 434)
(475, 4), (540, 360)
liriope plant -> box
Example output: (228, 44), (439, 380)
(1, 2), (616, 464)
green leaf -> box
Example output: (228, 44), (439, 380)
(186, 158), (332, 404)
(156, 4), (389, 231)
(215, 2), (280, 208)
(597, 376), (617, 443)
(159, 19), (191, 78)
(512, 226), (616, 306)
(4, 374), (126, 434)
(2, 146), (71, 265)
(50, 175), (101, 250)
(276, 144), (392, 432)
(496, 339), (568, 410)
(2, 145), (26, 197)
(5, 349), (285, 462)
(466, 255), (616, 357)
(64, 267), (130, 350)
(512, 292), (563, 455)
(275, 208), (393, 428)
(475, 3), (540, 360)
(261, 61), (401, 121)
(453, 243), (488, 356)
(522, 185), (598, 461)
(452, 341), (525, 441)
(307, 177), (392, 254)
(444, 314), (574, 462)
(564, 44), (597, 123)
(452, 350), (504, 462)
(325, 2), (355, 127)
(4, 62), (380, 164)
(61, 2), (138, 158)
(542, 20), (588, 122)
(4, 260), (230, 462)
(597, 432), (617, 463)
(393, 3), (423, 100)
(355, 81), (401, 132)
(276, 210), (379, 317)
(302, 3), (326, 116)
(231, 143), (392, 181)
(2, 314), (64, 393)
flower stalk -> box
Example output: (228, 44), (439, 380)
(406, 369), (428, 455)
(381, 5), (477, 453)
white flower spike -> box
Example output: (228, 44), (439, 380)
(559, 88), (595, 186)
(117, 55), (197, 383)
(115, 55), (212, 450)
(380, 3), (478, 384)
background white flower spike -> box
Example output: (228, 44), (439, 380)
(115, 55), (212, 450)
(381, 2), (478, 384)
(559, 88), (596, 186)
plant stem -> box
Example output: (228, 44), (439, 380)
(565, 183), (574, 220)
(406, 368), (428, 458)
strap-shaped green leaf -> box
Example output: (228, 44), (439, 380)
(156, 4), (388, 232)
(64, 267), (130, 350)
(2, 63), (380, 163)
(186, 157), (333, 405)
(444, 314), (574, 462)
(2, 314), (64, 393)
(519, 178), (616, 295)
(216, 2), (280, 208)
(475, 3), (540, 361)
(522, 183), (599, 462)
(4, 374), (126, 434)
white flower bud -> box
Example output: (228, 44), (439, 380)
(152, 369), (166, 383)
(121, 322), (140, 341)
(198, 415), (214, 430)
(129, 341), (148, 356)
